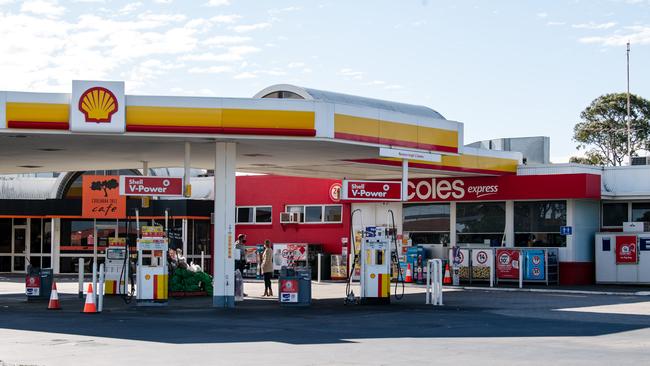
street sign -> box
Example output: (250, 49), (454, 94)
(560, 226), (572, 236)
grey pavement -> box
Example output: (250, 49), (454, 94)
(0, 276), (648, 366)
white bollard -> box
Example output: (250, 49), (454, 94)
(78, 258), (84, 298)
(98, 263), (105, 313)
(201, 251), (205, 270)
(317, 253), (322, 283)
(490, 259), (495, 288)
(426, 259), (443, 306)
(92, 261), (98, 303)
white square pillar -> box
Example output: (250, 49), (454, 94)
(213, 142), (236, 308)
(505, 200), (514, 247)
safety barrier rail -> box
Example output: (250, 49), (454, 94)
(426, 259), (443, 306)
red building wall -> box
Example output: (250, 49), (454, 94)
(234, 175), (349, 255)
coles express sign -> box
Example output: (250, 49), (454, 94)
(407, 177), (499, 202)
(119, 176), (183, 196)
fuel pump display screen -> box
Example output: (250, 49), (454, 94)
(107, 248), (126, 260)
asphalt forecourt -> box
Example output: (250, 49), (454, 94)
(0, 278), (649, 365)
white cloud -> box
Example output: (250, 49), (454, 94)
(537, 12), (548, 18)
(210, 14), (241, 23)
(338, 68), (365, 79)
(233, 72), (257, 79)
(572, 22), (617, 30)
(188, 65), (233, 74)
(205, 0), (229, 7)
(579, 25), (650, 46)
(21, 0), (65, 19)
(288, 62), (305, 68)
(119, 2), (143, 14)
(203, 35), (252, 46)
(154, 0), (173, 3)
(180, 46), (260, 62)
(546, 21), (565, 26)
(365, 80), (386, 86)
(268, 6), (301, 15)
(232, 22), (271, 33)
(384, 84), (403, 90)
(0, 0), (14, 5)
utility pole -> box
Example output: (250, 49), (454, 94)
(626, 41), (631, 165)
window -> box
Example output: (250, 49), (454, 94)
(403, 203), (450, 245)
(305, 206), (323, 222)
(456, 202), (505, 246)
(632, 202), (650, 222)
(602, 202), (628, 227)
(514, 201), (567, 247)
(285, 205), (342, 223)
(236, 206), (272, 224)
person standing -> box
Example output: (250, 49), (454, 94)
(261, 240), (274, 297)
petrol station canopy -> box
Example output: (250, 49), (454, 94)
(0, 81), (521, 178)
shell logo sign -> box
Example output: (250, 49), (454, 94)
(78, 87), (118, 123)
(70, 80), (125, 133)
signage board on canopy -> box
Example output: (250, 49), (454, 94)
(70, 80), (125, 133)
(341, 180), (402, 201)
(119, 176), (183, 196)
(81, 175), (126, 219)
(406, 174), (601, 202)
(379, 147), (441, 162)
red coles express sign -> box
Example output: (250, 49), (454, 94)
(119, 176), (183, 196)
(616, 236), (638, 264)
(407, 174), (601, 202)
(341, 180), (402, 201)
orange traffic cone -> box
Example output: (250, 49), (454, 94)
(405, 263), (413, 283)
(443, 263), (452, 285)
(83, 284), (97, 313)
(47, 282), (61, 310)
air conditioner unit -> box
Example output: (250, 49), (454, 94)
(280, 212), (301, 224)
(631, 156), (650, 166)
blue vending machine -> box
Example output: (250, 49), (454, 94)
(406, 246), (427, 284)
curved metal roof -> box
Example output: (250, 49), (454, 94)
(253, 84), (446, 120)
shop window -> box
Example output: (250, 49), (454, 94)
(324, 205), (342, 222)
(632, 202), (650, 222)
(236, 206), (272, 224)
(514, 201), (567, 247)
(403, 203), (450, 232)
(305, 206), (323, 223)
(409, 232), (450, 246)
(0, 219), (11, 253)
(30, 219), (43, 254)
(255, 206), (272, 223)
(189, 220), (210, 256)
(285, 205), (342, 223)
(602, 202), (628, 227)
(456, 202), (505, 246)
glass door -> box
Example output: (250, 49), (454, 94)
(12, 225), (27, 273)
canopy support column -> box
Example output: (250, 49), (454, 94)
(401, 159), (409, 201)
(213, 142), (236, 308)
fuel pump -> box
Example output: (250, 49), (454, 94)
(104, 237), (128, 295)
(136, 225), (169, 306)
(359, 226), (391, 304)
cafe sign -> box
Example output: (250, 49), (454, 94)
(82, 175), (126, 219)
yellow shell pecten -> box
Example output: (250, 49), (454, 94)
(79, 87), (118, 122)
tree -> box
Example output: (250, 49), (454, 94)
(572, 93), (650, 166)
(90, 178), (119, 197)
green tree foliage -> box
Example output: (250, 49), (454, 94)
(572, 93), (650, 166)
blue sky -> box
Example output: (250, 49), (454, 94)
(1, 0), (649, 162)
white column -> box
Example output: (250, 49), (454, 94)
(52, 218), (60, 274)
(505, 200), (514, 247)
(213, 142), (237, 308)
(449, 202), (457, 247)
(401, 159), (409, 201)
(184, 142), (192, 198)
